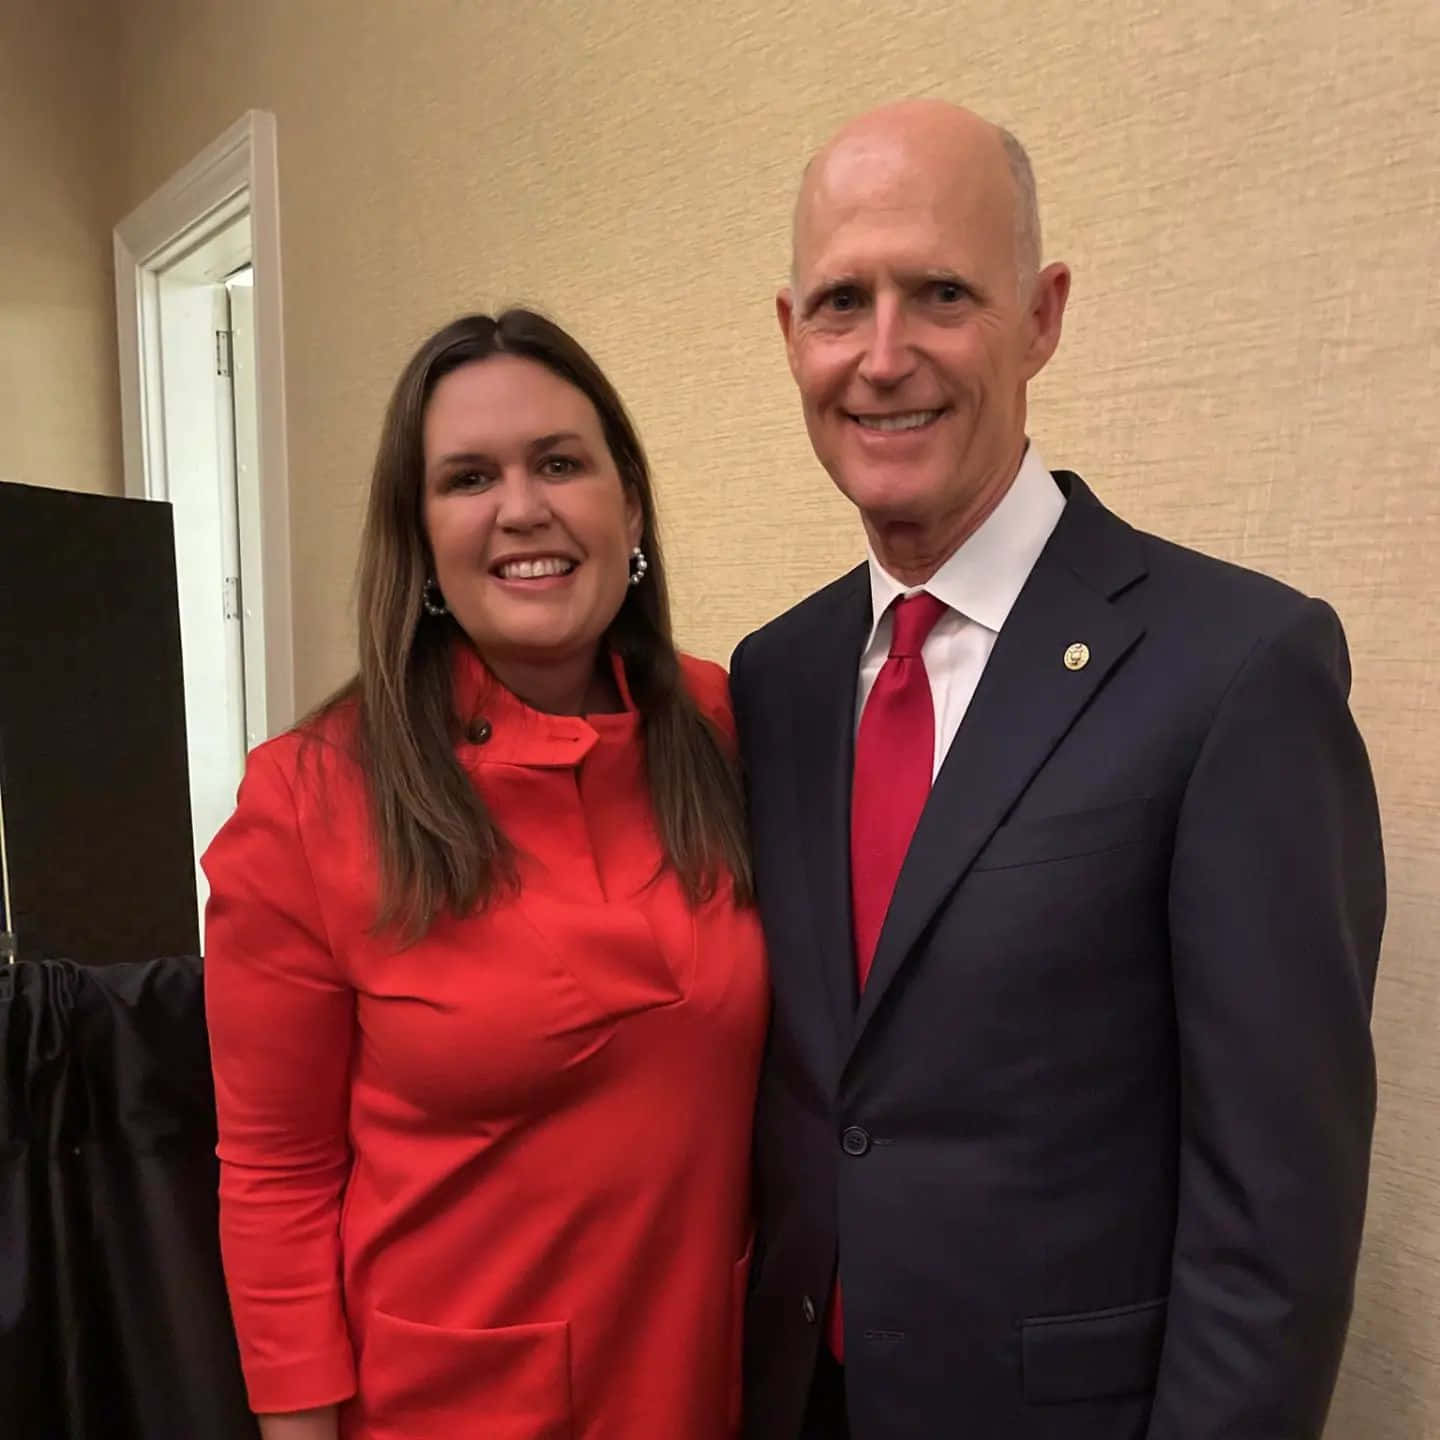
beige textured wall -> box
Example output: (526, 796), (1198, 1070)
(0, 0), (125, 495)
(84, 0), (1440, 1431)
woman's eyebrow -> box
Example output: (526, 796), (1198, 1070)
(527, 431), (584, 455)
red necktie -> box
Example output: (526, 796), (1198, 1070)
(851, 590), (948, 985)
(829, 589), (947, 1358)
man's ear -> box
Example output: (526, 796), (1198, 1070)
(1021, 261), (1071, 381)
(777, 287), (801, 380)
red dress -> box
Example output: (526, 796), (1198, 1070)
(202, 648), (768, 1439)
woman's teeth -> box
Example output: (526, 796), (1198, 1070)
(497, 557), (576, 579)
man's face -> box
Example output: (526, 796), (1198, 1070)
(779, 135), (1058, 567)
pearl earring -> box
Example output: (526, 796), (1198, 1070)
(422, 578), (448, 616)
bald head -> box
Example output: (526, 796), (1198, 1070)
(775, 98), (1071, 584)
(792, 100), (1041, 294)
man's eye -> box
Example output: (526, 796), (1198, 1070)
(824, 287), (862, 313)
(932, 281), (967, 304)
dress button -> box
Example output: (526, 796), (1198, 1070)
(841, 1125), (871, 1156)
(466, 717), (492, 744)
(801, 1295), (817, 1325)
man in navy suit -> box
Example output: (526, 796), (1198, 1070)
(731, 99), (1385, 1439)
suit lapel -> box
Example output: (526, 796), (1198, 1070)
(790, 565), (871, 1053)
(850, 477), (1149, 1047)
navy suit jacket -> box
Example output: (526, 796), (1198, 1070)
(731, 472), (1384, 1440)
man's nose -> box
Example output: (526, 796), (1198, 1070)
(857, 296), (915, 388)
(495, 470), (552, 529)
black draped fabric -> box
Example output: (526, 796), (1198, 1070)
(0, 956), (257, 1439)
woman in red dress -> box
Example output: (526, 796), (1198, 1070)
(203, 310), (767, 1440)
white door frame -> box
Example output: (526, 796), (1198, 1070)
(114, 110), (295, 736)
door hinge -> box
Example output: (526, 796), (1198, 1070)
(223, 575), (241, 620)
(216, 329), (233, 377)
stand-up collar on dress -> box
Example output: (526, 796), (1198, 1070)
(449, 640), (638, 770)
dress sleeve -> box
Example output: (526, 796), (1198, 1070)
(202, 740), (358, 1413)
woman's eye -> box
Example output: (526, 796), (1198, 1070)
(540, 455), (581, 477)
(446, 470), (492, 491)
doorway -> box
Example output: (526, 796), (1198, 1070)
(114, 112), (293, 919)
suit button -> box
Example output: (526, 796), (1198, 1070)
(801, 1295), (817, 1324)
(841, 1125), (871, 1156)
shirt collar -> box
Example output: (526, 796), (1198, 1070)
(864, 442), (1065, 647)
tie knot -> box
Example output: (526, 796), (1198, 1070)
(888, 591), (947, 658)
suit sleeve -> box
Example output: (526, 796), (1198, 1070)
(727, 635), (753, 752)
(1149, 599), (1385, 1437)
(202, 743), (358, 1414)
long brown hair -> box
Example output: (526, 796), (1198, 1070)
(316, 309), (751, 940)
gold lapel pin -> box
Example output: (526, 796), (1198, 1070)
(1063, 642), (1090, 671)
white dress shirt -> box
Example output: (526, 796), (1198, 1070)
(857, 445), (1066, 779)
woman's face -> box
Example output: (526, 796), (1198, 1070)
(421, 354), (642, 676)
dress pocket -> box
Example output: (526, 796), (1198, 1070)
(363, 1309), (572, 1439)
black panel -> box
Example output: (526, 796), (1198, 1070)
(0, 482), (199, 963)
